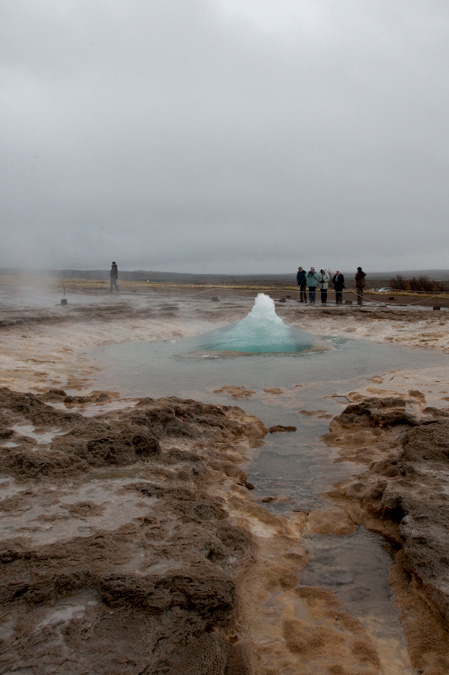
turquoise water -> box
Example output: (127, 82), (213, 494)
(187, 293), (314, 354)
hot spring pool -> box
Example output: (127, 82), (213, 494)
(91, 294), (443, 503)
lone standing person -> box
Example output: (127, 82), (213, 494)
(332, 270), (345, 305)
(317, 269), (330, 304)
(306, 267), (319, 304)
(110, 261), (119, 293)
(296, 266), (307, 303)
(355, 266), (366, 305)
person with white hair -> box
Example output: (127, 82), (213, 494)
(317, 269), (330, 304)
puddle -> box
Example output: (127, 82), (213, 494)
(34, 590), (98, 631)
(10, 424), (66, 448)
(0, 478), (158, 546)
(0, 477), (28, 500)
(301, 528), (415, 673)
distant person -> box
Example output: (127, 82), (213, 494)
(332, 270), (345, 305)
(296, 266), (307, 303)
(355, 266), (366, 305)
(306, 267), (319, 304)
(317, 269), (330, 304)
(110, 261), (119, 293)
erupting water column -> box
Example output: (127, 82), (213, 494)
(191, 293), (314, 354)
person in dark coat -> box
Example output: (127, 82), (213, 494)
(332, 270), (345, 305)
(110, 261), (119, 293)
(296, 266), (307, 303)
(355, 266), (366, 305)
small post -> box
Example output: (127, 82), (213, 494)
(61, 286), (67, 305)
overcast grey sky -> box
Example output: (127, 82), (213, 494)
(1, 0), (449, 274)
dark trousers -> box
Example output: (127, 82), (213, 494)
(335, 291), (343, 304)
(357, 287), (364, 305)
(320, 288), (327, 304)
(298, 282), (307, 302)
(308, 287), (316, 303)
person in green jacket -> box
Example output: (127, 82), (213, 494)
(306, 267), (319, 304)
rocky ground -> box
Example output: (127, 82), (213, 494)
(1, 282), (449, 673)
(0, 387), (266, 674)
(324, 395), (449, 673)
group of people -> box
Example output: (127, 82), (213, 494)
(296, 266), (366, 305)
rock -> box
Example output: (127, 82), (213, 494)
(268, 425), (297, 433)
(306, 508), (355, 535)
(326, 397), (449, 668)
(334, 396), (416, 429)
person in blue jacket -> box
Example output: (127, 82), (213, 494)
(306, 267), (319, 304)
(296, 266), (307, 303)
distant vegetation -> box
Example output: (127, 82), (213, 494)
(389, 274), (448, 293)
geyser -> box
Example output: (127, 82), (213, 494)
(190, 293), (314, 354)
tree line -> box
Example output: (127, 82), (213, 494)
(389, 274), (448, 293)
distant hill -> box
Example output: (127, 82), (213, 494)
(53, 269), (298, 285)
(1, 268), (448, 286)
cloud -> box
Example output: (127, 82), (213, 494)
(1, 0), (449, 273)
